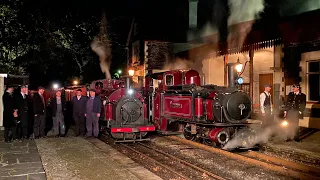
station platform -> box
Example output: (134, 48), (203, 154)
(0, 130), (162, 180)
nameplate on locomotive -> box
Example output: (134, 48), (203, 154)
(170, 101), (182, 108)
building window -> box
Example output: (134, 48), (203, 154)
(307, 61), (320, 101)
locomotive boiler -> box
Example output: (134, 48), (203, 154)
(147, 67), (253, 148)
(98, 77), (155, 142)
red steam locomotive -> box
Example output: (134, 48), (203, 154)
(92, 65), (253, 148)
(144, 68), (252, 147)
(96, 78), (155, 142)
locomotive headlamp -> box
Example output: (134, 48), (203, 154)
(128, 89), (134, 95)
(281, 120), (289, 127)
(128, 69), (135, 76)
(53, 83), (59, 89)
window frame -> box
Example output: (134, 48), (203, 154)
(306, 60), (320, 102)
(165, 74), (174, 86)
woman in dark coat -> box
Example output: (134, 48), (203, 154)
(2, 86), (15, 142)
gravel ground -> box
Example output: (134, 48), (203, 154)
(149, 137), (295, 180)
(261, 131), (320, 167)
(35, 135), (143, 180)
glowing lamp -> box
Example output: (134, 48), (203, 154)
(53, 84), (59, 89)
(118, 70), (122, 74)
(236, 77), (244, 85)
(73, 80), (78, 85)
(235, 57), (244, 73)
(281, 120), (289, 127)
(128, 69), (135, 76)
(128, 89), (134, 95)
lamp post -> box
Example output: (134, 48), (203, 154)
(227, 58), (246, 88)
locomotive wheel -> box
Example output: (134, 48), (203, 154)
(183, 124), (196, 141)
(203, 139), (215, 146)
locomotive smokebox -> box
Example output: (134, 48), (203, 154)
(227, 63), (238, 88)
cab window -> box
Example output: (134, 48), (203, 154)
(165, 75), (174, 86)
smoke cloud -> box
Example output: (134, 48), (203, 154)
(227, 0), (265, 49)
(223, 116), (299, 150)
(163, 58), (193, 71)
(91, 12), (112, 80)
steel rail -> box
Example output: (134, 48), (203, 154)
(167, 136), (320, 180)
(137, 142), (226, 180)
(120, 143), (191, 180)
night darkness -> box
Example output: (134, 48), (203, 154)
(1, 0), (319, 89)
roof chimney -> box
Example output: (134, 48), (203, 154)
(189, 0), (198, 29)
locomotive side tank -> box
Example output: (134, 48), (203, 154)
(150, 69), (253, 148)
(99, 77), (155, 142)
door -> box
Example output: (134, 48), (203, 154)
(259, 73), (273, 103)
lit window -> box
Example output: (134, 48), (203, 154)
(307, 61), (320, 101)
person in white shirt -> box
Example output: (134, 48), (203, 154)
(260, 84), (273, 126)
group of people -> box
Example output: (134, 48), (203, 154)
(259, 84), (306, 142)
(2, 85), (102, 143)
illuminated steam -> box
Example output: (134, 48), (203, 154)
(223, 116), (300, 150)
(163, 58), (193, 71)
(227, 0), (265, 48)
(91, 12), (112, 80)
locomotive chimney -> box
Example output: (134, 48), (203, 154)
(124, 76), (131, 89)
(227, 63), (238, 88)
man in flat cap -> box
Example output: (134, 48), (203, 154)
(260, 84), (273, 127)
(284, 84), (306, 142)
(32, 86), (46, 138)
(84, 89), (101, 138)
(14, 85), (29, 140)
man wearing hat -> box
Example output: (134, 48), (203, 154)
(14, 85), (29, 139)
(260, 84), (273, 126)
(84, 89), (101, 138)
(32, 86), (46, 138)
(284, 84), (306, 141)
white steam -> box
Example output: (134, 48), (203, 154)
(223, 116), (299, 150)
(91, 12), (112, 80)
(163, 58), (193, 71)
(227, 0), (265, 48)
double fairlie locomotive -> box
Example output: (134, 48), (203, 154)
(145, 65), (253, 148)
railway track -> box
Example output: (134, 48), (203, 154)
(167, 136), (320, 180)
(121, 142), (225, 180)
(100, 134), (225, 180)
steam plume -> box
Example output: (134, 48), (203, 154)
(91, 12), (112, 79)
(163, 58), (193, 71)
(227, 0), (265, 48)
(223, 116), (299, 150)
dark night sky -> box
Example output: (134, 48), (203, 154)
(2, 0), (320, 88)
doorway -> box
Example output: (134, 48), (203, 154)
(259, 73), (273, 103)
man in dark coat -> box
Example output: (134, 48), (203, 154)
(33, 86), (46, 138)
(14, 85), (29, 139)
(51, 90), (66, 137)
(2, 86), (16, 142)
(72, 89), (88, 136)
(85, 89), (101, 138)
(284, 84), (306, 142)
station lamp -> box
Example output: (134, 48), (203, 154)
(73, 80), (79, 85)
(235, 58), (244, 74)
(118, 70), (122, 74)
(128, 68), (135, 77)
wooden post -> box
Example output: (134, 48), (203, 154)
(224, 55), (228, 86)
(249, 50), (254, 103)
